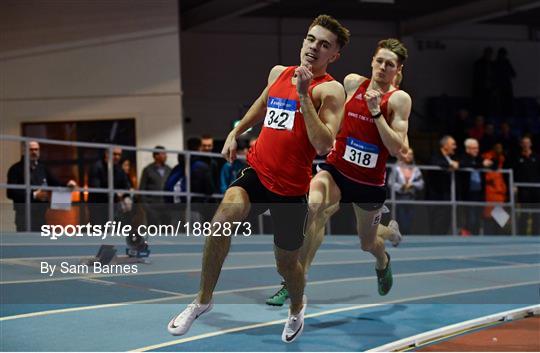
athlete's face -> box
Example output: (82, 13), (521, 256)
(300, 25), (341, 70)
(371, 48), (402, 86)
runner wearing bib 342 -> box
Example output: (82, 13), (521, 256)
(167, 15), (350, 343)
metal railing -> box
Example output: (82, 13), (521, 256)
(387, 164), (518, 236)
(1, 134), (539, 235)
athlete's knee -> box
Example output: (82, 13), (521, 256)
(213, 187), (250, 222)
(275, 251), (300, 277)
(307, 200), (324, 216)
(360, 238), (375, 253)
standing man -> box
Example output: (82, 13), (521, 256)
(7, 141), (76, 231)
(140, 146), (171, 226)
(428, 135), (459, 235)
(87, 146), (131, 225)
(167, 15), (350, 342)
(458, 138), (492, 235)
(199, 135), (220, 192)
(512, 136), (539, 235)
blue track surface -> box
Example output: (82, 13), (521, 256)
(1, 235), (539, 351)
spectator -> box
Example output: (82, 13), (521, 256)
(427, 135), (459, 235)
(121, 158), (137, 189)
(164, 153), (186, 204)
(164, 153), (186, 224)
(87, 147), (131, 225)
(458, 138), (493, 235)
(480, 123), (497, 153)
(472, 47), (495, 116)
(140, 146), (172, 226)
(187, 137), (216, 222)
(497, 122), (519, 159)
(452, 108), (471, 154)
(219, 140), (248, 193)
(391, 148), (424, 234)
(512, 136), (540, 235)
(7, 141), (76, 231)
(494, 47), (516, 117)
(482, 143), (508, 235)
(200, 134), (220, 193)
(468, 115), (485, 141)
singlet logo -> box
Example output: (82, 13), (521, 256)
(355, 93), (363, 100)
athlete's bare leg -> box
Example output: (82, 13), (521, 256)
(376, 224), (395, 241)
(275, 246), (305, 314)
(198, 186), (250, 304)
(300, 170), (341, 273)
(353, 204), (388, 270)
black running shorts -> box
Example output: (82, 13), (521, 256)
(229, 167), (307, 251)
(317, 163), (387, 211)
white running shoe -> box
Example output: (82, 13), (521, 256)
(282, 295), (307, 343)
(389, 220), (402, 247)
(167, 299), (213, 336)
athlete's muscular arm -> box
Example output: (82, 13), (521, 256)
(297, 66), (346, 155)
(221, 65), (286, 162)
(396, 135), (410, 160)
(366, 90), (411, 156)
(343, 73), (365, 96)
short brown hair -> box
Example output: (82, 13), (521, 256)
(309, 14), (350, 49)
(375, 38), (408, 63)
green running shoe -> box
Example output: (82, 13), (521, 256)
(266, 282), (289, 306)
(376, 252), (393, 296)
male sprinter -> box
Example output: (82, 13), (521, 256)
(267, 38), (411, 306)
(167, 15), (350, 343)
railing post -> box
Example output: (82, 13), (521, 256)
(107, 146), (114, 223)
(451, 169), (457, 236)
(24, 139), (32, 232)
(258, 214), (264, 236)
(185, 151), (191, 225)
(509, 169), (517, 236)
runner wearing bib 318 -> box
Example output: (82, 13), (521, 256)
(304, 38), (411, 298)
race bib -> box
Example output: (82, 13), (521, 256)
(264, 97), (296, 131)
(343, 137), (379, 168)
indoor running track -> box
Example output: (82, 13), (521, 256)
(1, 234), (539, 351)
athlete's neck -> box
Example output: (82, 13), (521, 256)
(368, 79), (393, 93)
(304, 64), (327, 79)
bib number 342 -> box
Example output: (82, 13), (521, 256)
(264, 97), (297, 131)
(343, 137), (379, 168)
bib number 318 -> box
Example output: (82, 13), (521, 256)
(264, 97), (297, 131)
(343, 137), (379, 169)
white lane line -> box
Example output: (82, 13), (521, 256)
(79, 277), (186, 296)
(1, 263), (538, 322)
(2, 250), (538, 285)
(2, 243), (538, 262)
(131, 281), (540, 352)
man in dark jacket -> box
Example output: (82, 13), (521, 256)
(7, 141), (75, 231)
(87, 147), (131, 225)
(427, 135), (459, 235)
(140, 146), (172, 226)
(512, 136), (540, 235)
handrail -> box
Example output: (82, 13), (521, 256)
(1, 134), (539, 234)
